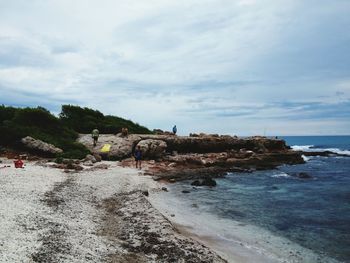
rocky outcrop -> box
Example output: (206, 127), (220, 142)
(136, 139), (167, 159)
(21, 136), (63, 156)
(78, 134), (141, 160)
(78, 134), (291, 158)
(146, 150), (304, 182)
(225, 152), (305, 170)
(79, 133), (304, 177)
(151, 167), (232, 182)
(153, 129), (174, 135)
(162, 151), (304, 170)
(137, 134), (288, 154)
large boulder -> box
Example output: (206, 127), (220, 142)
(21, 136), (63, 156)
(108, 136), (140, 159)
(77, 134), (141, 159)
(136, 139), (167, 159)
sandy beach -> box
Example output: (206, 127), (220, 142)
(0, 158), (225, 262)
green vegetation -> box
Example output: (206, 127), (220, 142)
(0, 104), (152, 158)
(59, 105), (152, 134)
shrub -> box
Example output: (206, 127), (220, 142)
(0, 106), (88, 158)
(59, 104), (152, 134)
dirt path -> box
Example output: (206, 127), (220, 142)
(30, 174), (105, 262)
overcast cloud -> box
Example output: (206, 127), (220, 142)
(0, 0), (349, 135)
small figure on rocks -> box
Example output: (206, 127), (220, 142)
(121, 127), (128, 137)
(134, 145), (142, 170)
(91, 128), (99, 146)
(172, 125), (177, 135)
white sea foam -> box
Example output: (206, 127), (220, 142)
(271, 172), (290, 178)
(291, 145), (350, 156)
(291, 145), (314, 151)
(302, 155), (310, 161)
(321, 148), (350, 156)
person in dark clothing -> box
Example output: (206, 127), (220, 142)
(172, 125), (177, 135)
(134, 146), (142, 169)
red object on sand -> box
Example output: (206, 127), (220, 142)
(14, 159), (24, 168)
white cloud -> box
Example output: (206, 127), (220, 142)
(0, 0), (349, 135)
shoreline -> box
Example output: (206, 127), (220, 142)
(148, 183), (340, 263)
(1, 154), (343, 262)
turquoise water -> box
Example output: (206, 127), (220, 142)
(168, 136), (350, 262)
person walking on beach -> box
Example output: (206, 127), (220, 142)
(134, 146), (142, 169)
(92, 128), (99, 147)
(172, 125), (177, 135)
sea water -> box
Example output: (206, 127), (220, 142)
(150, 136), (350, 262)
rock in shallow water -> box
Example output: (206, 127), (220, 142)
(190, 178), (217, 187)
(297, 173), (312, 179)
(191, 180), (201, 186)
(201, 178), (217, 187)
(293, 172), (312, 179)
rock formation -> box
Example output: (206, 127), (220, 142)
(77, 134), (141, 159)
(136, 139), (167, 159)
(137, 134), (288, 154)
(21, 136), (63, 156)
(79, 133), (305, 182)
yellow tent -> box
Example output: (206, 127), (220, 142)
(101, 144), (111, 153)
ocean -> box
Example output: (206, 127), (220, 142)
(150, 136), (350, 263)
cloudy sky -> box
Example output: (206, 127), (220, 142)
(1, 0), (349, 135)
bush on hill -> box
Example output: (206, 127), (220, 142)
(59, 105), (152, 134)
(0, 105), (89, 159)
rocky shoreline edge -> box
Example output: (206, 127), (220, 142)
(13, 133), (348, 183)
(79, 133), (306, 182)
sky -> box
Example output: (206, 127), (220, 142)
(0, 0), (349, 135)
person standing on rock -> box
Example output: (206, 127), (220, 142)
(172, 125), (177, 135)
(91, 128), (99, 147)
(134, 146), (142, 169)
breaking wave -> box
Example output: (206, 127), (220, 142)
(291, 145), (350, 156)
